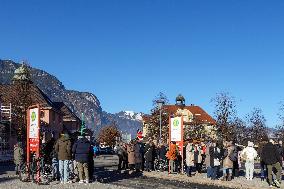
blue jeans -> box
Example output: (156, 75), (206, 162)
(186, 166), (193, 176)
(207, 166), (213, 178)
(59, 160), (70, 183)
(211, 166), (219, 179)
(223, 167), (232, 175)
(260, 161), (267, 179)
(52, 158), (59, 180)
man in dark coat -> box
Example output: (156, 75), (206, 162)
(261, 139), (282, 188)
(158, 144), (167, 160)
(144, 142), (154, 172)
(72, 135), (91, 184)
(277, 140), (284, 166)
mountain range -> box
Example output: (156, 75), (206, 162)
(0, 59), (142, 137)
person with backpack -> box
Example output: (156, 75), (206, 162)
(241, 141), (258, 180)
(222, 141), (237, 181)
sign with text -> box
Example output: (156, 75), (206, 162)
(170, 117), (182, 141)
(27, 107), (40, 152)
(29, 108), (39, 139)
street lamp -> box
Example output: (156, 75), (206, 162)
(156, 99), (165, 144)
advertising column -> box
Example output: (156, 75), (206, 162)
(169, 116), (184, 173)
(27, 105), (40, 181)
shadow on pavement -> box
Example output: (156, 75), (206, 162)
(0, 162), (17, 184)
(94, 167), (143, 183)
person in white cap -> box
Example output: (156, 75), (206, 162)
(241, 141), (258, 180)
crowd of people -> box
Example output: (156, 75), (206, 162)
(13, 133), (284, 188)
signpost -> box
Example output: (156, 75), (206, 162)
(137, 130), (143, 141)
(169, 116), (184, 174)
(27, 104), (40, 182)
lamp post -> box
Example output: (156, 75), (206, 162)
(156, 99), (165, 144)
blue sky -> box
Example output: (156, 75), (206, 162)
(1, 0), (284, 127)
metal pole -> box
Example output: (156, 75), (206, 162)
(159, 109), (162, 144)
(9, 103), (12, 138)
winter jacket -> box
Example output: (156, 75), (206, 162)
(93, 146), (99, 156)
(55, 134), (72, 160)
(204, 143), (211, 167)
(209, 146), (221, 167)
(127, 144), (136, 165)
(166, 144), (178, 161)
(193, 145), (203, 164)
(14, 145), (24, 165)
(158, 145), (167, 160)
(223, 145), (236, 168)
(261, 142), (281, 165)
(277, 145), (284, 158)
(186, 143), (195, 167)
(144, 144), (154, 162)
(241, 146), (258, 162)
(42, 138), (55, 164)
(72, 137), (91, 163)
(134, 143), (142, 164)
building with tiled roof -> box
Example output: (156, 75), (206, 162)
(54, 102), (81, 133)
(0, 64), (80, 147)
(142, 94), (217, 140)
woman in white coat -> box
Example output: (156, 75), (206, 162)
(186, 139), (195, 177)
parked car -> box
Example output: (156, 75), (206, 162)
(93, 147), (119, 170)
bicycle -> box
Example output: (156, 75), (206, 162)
(19, 153), (53, 185)
(154, 159), (168, 172)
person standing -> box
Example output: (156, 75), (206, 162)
(185, 140), (194, 177)
(222, 141), (236, 181)
(72, 135), (91, 184)
(277, 140), (284, 167)
(258, 141), (268, 181)
(261, 139), (282, 188)
(210, 141), (221, 180)
(55, 132), (72, 184)
(134, 140), (142, 172)
(205, 141), (212, 178)
(194, 141), (203, 174)
(166, 141), (178, 174)
(13, 142), (24, 175)
(241, 141), (258, 180)
(127, 141), (136, 172)
(144, 141), (154, 172)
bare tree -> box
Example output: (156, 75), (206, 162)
(211, 92), (236, 141)
(275, 102), (284, 140)
(230, 117), (248, 145)
(246, 108), (268, 144)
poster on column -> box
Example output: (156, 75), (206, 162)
(29, 107), (40, 152)
(170, 117), (182, 141)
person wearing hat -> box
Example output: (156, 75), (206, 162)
(241, 141), (258, 180)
